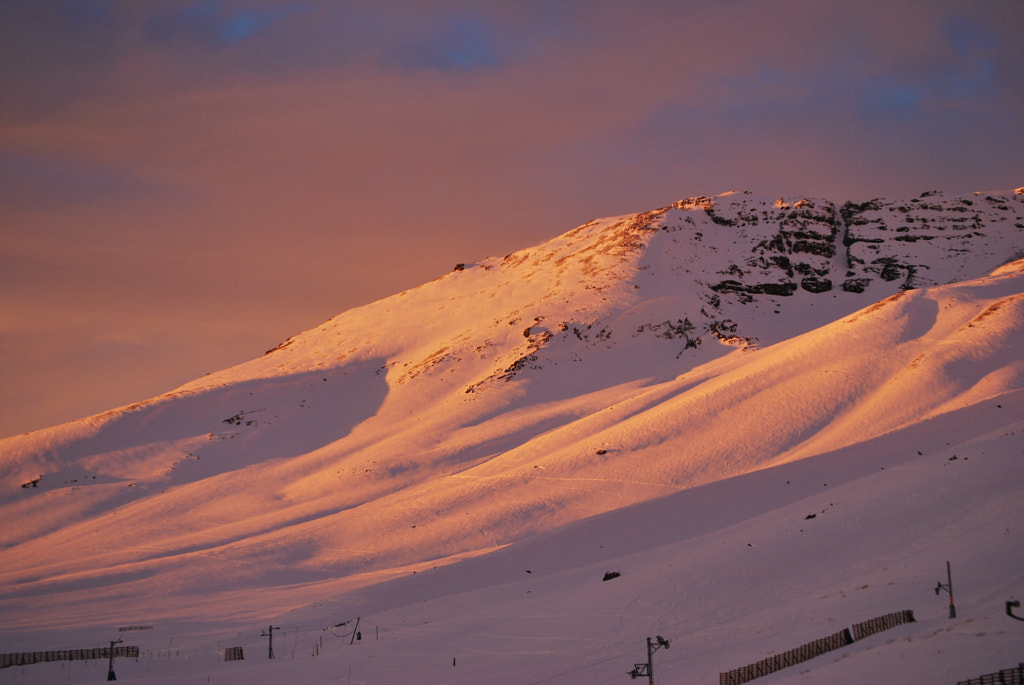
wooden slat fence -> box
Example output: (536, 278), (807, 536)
(720, 609), (916, 685)
(224, 646), (245, 661)
(719, 629), (853, 685)
(956, 663), (1024, 685)
(851, 609), (916, 641)
(1, 646), (139, 669)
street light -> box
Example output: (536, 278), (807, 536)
(106, 637), (122, 681)
(627, 635), (670, 685)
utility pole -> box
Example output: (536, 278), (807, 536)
(262, 625), (281, 659)
(106, 637), (122, 681)
(935, 561), (956, 618)
(627, 635), (670, 685)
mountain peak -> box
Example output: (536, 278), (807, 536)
(1, 188), (1022, 656)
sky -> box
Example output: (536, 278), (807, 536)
(1, 0), (1023, 439)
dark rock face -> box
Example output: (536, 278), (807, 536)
(839, 191), (1024, 290)
(688, 190), (1024, 298)
(710, 280), (798, 297)
(566, 189), (1022, 358)
(697, 197), (844, 299)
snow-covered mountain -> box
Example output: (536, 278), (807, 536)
(1, 188), (1023, 685)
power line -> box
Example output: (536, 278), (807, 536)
(521, 648), (635, 685)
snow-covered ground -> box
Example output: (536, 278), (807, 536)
(1, 190), (1022, 684)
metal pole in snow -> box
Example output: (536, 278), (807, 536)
(645, 637), (655, 685)
(947, 561), (956, 618)
(935, 561), (956, 618)
(262, 625), (280, 659)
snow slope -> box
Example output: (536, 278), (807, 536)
(0, 189), (1022, 684)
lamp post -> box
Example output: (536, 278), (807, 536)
(627, 635), (670, 685)
(1007, 600), (1024, 622)
(935, 561), (956, 618)
(106, 637), (122, 681)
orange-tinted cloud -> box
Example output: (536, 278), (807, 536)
(2, 0), (1023, 437)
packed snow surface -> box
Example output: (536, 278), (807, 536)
(1, 189), (1022, 684)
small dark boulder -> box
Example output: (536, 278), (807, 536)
(757, 282), (798, 296)
(800, 277), (832, 293)
(842, 278), (872, 293)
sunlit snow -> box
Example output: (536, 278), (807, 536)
(1, 189), (1022, 684)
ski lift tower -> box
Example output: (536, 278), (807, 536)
(627, 635), (670, 685)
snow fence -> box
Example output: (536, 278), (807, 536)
(1, 645), (139, 669)
(956, 662), (1024, 685)
(719, 610), (915, 685)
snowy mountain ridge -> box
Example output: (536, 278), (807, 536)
(191, 187), (1024, 387)
(0, 188), (1022, 684)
